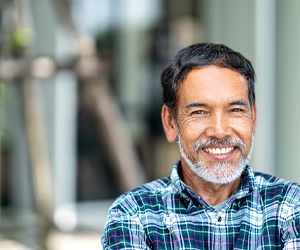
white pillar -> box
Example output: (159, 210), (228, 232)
(275, 1), (300, 183)
(27, 0), (77, 230)
(253, 0), (276, 175)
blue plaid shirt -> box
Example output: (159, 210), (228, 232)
(102, 161), (300, 249)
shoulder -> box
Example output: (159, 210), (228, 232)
(108, 177), (172, 215)
(254, 172), (300, 204)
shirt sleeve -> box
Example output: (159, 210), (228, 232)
(101, 209), (151, 250)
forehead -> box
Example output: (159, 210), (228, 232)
(178, 66), (249, 105)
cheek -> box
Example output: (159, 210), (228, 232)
(179, 121), (207, 146)
(233, 121), (254, 144)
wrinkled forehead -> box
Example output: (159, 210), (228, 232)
(177, 66), (250, 107)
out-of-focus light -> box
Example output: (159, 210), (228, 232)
(32, 57), (55, 78)
(54, 204), (77, 232)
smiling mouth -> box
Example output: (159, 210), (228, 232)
(203, 147), (235, 155)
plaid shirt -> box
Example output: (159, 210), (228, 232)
(102, 161), (300, 249)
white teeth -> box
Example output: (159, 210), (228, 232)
(204, 147), (234, 155)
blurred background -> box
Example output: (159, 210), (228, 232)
(1, 0), (300, 249)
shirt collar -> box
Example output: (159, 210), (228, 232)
(170, 160), (186, 193)
(234, 165), (256, 199)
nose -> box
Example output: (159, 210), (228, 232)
(205, 112), (232, 139)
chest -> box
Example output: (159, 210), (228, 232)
(143, 205), (282, 249)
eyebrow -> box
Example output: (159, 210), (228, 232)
(230, 100), (249, 106)
(185, 102), (208, 109)
(185, 100), (249, 109)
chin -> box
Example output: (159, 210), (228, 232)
(182, 149), (247, 185)
(191, 161), (246, 185)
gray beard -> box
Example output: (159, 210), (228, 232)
(177, 135), (254, 185)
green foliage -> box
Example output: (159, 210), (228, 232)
(10, 27), (34, 50)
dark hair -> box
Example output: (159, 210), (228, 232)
(161, 43), (255, 116)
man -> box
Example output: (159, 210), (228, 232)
(102, 43), (300, 249)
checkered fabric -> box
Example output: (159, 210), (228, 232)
(102, 161), (300, 249)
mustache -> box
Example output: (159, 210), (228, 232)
(193, 137), (246, 153)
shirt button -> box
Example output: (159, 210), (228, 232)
(218, 217), (222, 222)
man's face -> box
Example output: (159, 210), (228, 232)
(174, 66), (256, 184)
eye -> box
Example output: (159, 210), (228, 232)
(230, 108), (244, 113)
(191, 110), (207, 115)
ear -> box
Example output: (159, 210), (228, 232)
(252, 102), (257, 134)
(161, 105), (178, 142)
